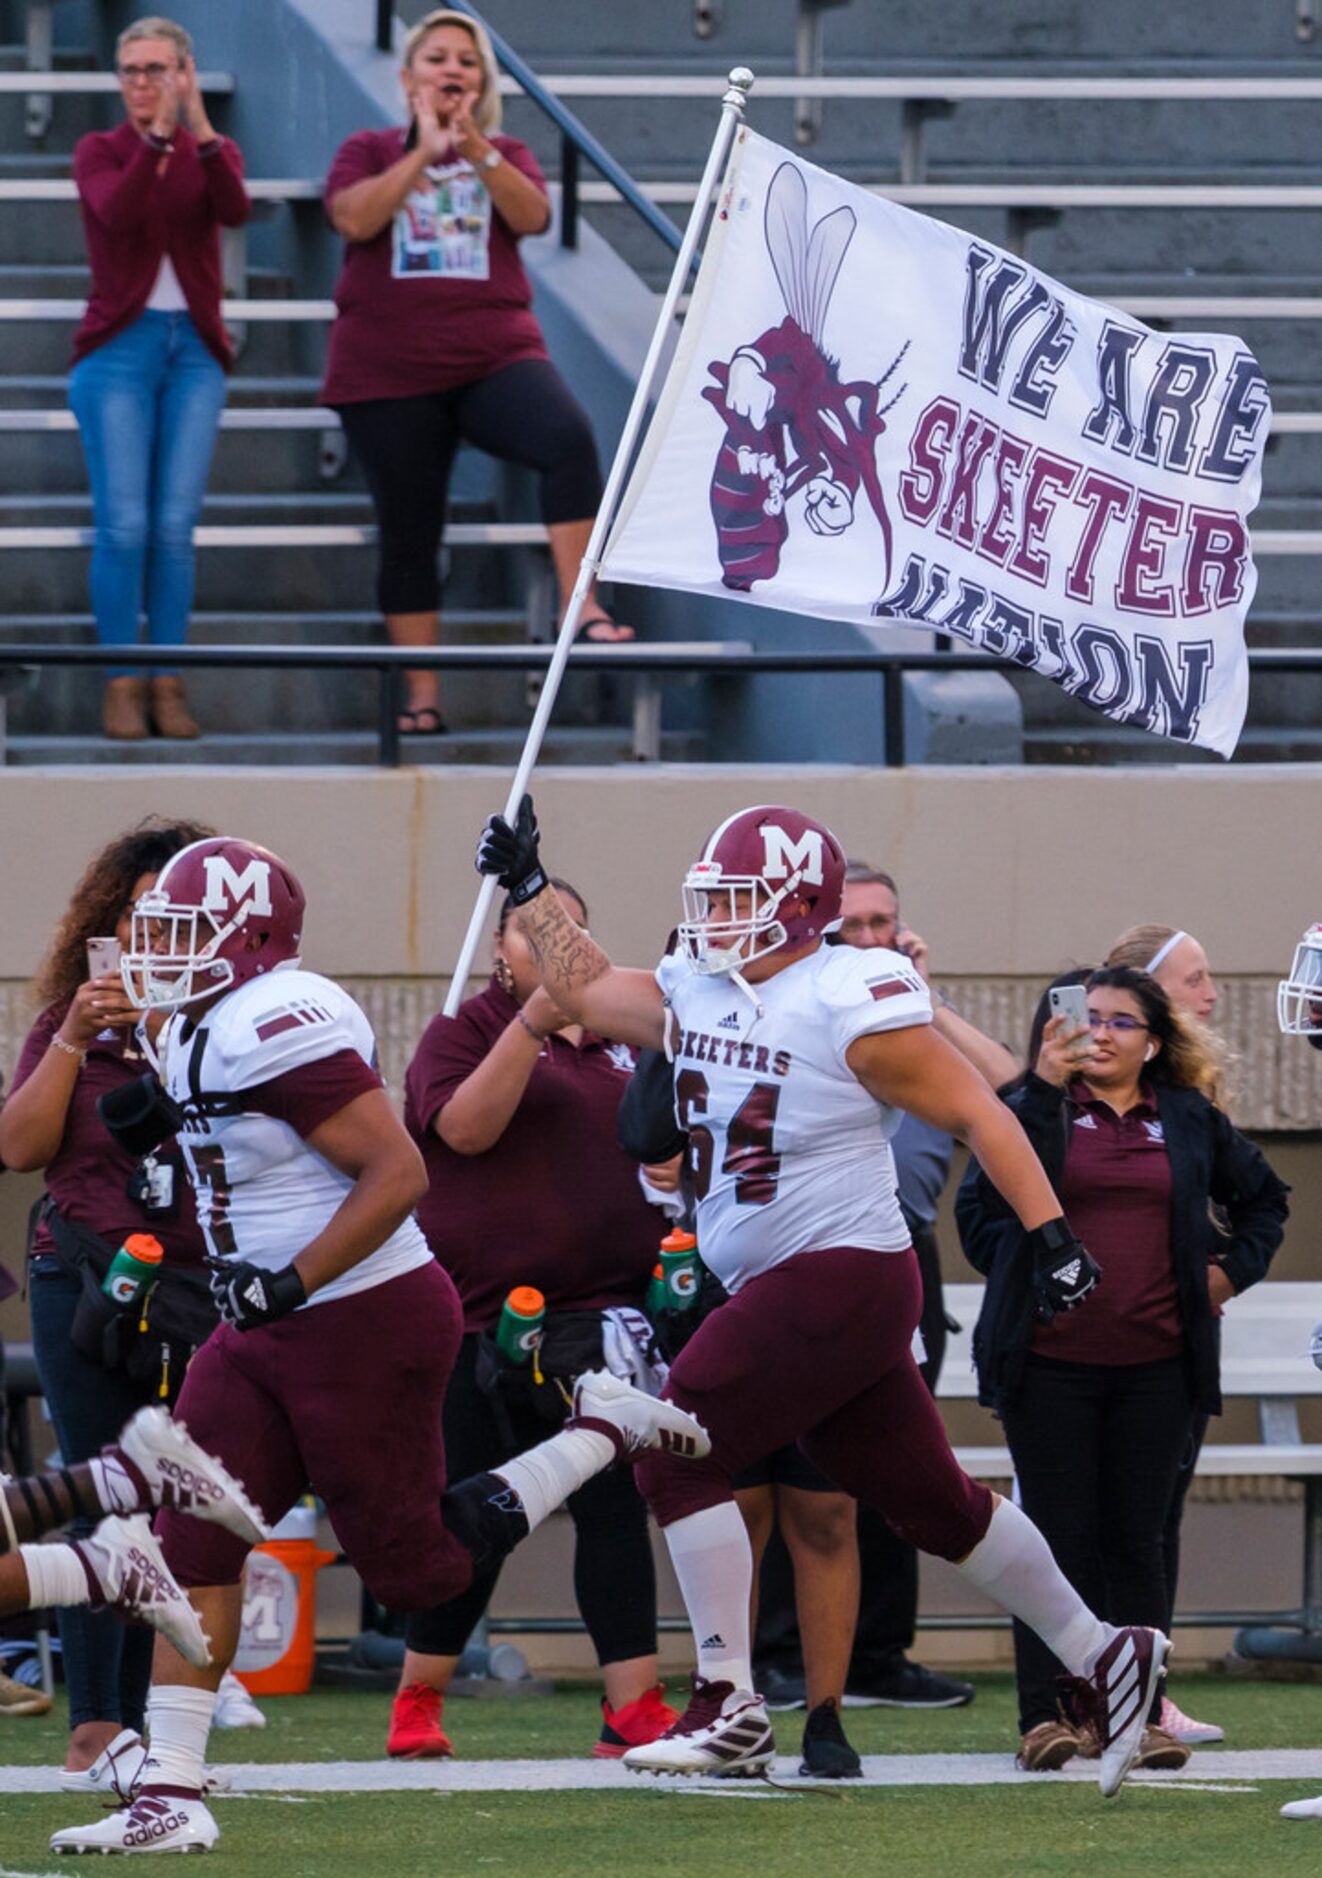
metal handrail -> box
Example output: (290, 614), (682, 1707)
(373, 2), (682, 257)
(4, 641), (1321, 768)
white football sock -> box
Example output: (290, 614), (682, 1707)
(18, 1542), (89, 1610)
(495, 1425), (617, 1533)
(956, 1496), (1111, 1676)
(142, 1684), (216, 1794)
(664, 1501), (754, 1691)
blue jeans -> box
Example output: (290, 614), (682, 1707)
(68, 311), (226, 678)
(28, 1260), (155, 1733)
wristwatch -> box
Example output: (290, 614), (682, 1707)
(478, 147), (503, 172)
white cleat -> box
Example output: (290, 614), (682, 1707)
(1282, 1794), (1322, 1820)
(213, 1668), (266, 1729)
(571, 1371), (711, 1461)
(70, 1517), (211, 1671)
(106, 1408), (270, 1544)
(623, 1676), (774, 1778)
(59, 1727), (148, 1801)
(1073, 1625), (1170, 1799)
(51, 1792), (219, 1855)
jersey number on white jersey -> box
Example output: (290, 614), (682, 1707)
(677, 1071), (782, 1205)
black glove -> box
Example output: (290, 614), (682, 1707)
(1026, 1218), (1101, 1325)
(98, 1073), (186, 1157)
(207, 1256), (306, 1332)
(474, 793), (548, 906)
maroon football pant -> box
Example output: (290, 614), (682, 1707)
(157, 1260), (475, 1610)
(635, 1246), (993, 1562)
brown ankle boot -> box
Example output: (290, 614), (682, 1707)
(148, 675), (200, 740)
(102, 676), (148, 741)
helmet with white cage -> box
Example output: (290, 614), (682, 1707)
(121, 837), (305, 1011)
(1277, 924), (1322, 1035)
(677, 804), (845, 976)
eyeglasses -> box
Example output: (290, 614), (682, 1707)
(118, 63), (172, 82)
(1086, 1012), (1150, 1034)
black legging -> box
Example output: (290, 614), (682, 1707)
(336, 359), (603, 616)
(403, 1331), (658, 1664)
(999, 1352), (1196, 1735)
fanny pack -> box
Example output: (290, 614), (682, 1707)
(474, 1309), (611, 1441)
(35, 1197), (219, 1403)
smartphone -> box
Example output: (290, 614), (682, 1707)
(1048, 983), (1092, 1052)
(86, 936), (122, 981)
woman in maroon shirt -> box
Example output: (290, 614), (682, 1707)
(957, 966), (1288, 1776)
(69, 18), (249, 743)
(322, 9), (630, 737)
(390, 881), (676, 1761)
(0, 817), (212, 1782)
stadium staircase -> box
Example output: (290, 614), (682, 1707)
(2, 0), (1322, 764)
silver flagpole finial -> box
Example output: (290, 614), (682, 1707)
(725, 66), (755, 107)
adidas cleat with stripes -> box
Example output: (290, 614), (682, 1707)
(103, 1407), (271, 1545)
(1062, 1625), (1170, 1798)
(622, 1676), (775, 1778)
(570, 1371), (711, 1462)
(69, 1517), (211, 1671)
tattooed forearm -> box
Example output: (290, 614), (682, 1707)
(520, 887), (612, 1005)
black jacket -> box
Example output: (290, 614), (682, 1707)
(955, 1073), (1290, 1415)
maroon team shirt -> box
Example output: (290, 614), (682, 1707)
(1032, 1080), (1179, 1365)
(405, 977), (662, 1333)
(14, 1005), (205, 1268)
(320, 129), (551, 405)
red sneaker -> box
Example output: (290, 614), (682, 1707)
(386, 1682), (454, 1759)
(594, 1683), (680, 1759)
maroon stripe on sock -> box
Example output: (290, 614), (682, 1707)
(104, 1445), (151, 1508)
(66, 1539), (103, 1604)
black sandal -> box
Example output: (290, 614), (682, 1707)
(398, 705), (448, 735)
(578, 613), (636, 643)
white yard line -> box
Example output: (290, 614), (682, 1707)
(2, 1749), (1319, 1795)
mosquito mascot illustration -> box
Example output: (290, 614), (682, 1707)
(703, 162), (908, 592)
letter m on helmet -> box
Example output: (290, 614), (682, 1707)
(760, 823), (825, 885)
(202, 854), (274, 920)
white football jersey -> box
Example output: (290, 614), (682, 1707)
(656, 943), (932, 1294)
(158, 965), (432, 1306)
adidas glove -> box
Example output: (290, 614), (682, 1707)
(207, 1256), (306, 1332)
(1026, 1218), (1101, 1325)
(474, 793), (548, 907)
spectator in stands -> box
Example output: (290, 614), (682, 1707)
(956, 966), (1288, 1776)
(0, 818), (214, 1784)
(69, 17), (250, 742)
(388, 881), (676, 1762)
(322, 8), (631, 738)
(1105, 923), (1227, 1747)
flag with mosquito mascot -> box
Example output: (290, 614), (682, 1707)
(603, 128), (1270, 758)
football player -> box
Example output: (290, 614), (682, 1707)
(477, 797), (1166, 1796)
(0, 1405), (266, 1671)
(53, 837), (708, 1855)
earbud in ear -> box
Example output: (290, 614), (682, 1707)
(1144, 1044), (1156, 1062)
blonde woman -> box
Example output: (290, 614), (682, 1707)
(322, 9), (629, 735)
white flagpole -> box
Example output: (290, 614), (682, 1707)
(444, 66), (755, 1015)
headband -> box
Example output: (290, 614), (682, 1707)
(1145, 931), (1187, 975)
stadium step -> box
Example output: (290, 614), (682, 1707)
(0, 724), (707, 768)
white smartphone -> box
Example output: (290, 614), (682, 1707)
(1048, 982), (1092, 1051)
(86, 936), (122, 980)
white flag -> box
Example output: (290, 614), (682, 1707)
(602, 128), (1271, 758)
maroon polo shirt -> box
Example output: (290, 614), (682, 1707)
(71, 121), (250, 370)
(404, 977), (662, 1333)
(14, 1004), (205, 1268)
(320, 128), (550, 405)
(1032, 1079), (1180, 1364)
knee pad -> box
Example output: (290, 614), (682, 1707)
(441, 1471), (530, 1576)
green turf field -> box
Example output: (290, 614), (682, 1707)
(3, 1675), (1321, 1875)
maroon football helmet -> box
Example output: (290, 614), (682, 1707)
(122, 837), (306, 1010)
(678, 804), (846, 975)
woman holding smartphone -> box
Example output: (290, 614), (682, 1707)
(955, 966), (1288, 1775)
(0, 817), (212, 1787)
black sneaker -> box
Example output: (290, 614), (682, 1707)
(842, 1657), (975, 1709)
(798, 1699), (862, 1779)
(757, 1665), (807, 1712)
